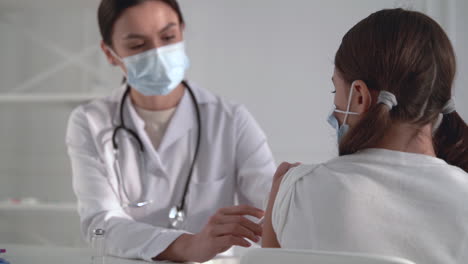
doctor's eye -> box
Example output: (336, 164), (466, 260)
(162, 35), (176, 42)
(331, 90), (336, 94)
(130, 44), (145, 50)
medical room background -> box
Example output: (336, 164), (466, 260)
(0, 0), (467, 248)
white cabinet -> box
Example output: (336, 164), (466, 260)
(0, 1), (119, 203)
(0, 202), (84, 247)
(0, 0), (116, 247)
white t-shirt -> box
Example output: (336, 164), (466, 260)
(272, 148), (468, 264)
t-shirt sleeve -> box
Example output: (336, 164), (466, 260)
(271, 164), (319, 244)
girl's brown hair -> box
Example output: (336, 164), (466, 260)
(335, 8), (467, 171)
(98, 0), (185, 47)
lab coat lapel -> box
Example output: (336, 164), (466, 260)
(157, 88), (196, 153)
(116, 130), (144, 204)
(124, 93), (166, 170)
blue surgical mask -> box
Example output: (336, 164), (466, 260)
(110, 42), (190, 96)
(327, 82), (360, 143)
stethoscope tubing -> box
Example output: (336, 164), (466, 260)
(111, 81), (201, 215)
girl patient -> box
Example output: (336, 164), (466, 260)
(262, 8), (468, 264)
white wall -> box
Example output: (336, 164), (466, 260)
(453, 0), (468, 116)
(180, 0), (467, 164)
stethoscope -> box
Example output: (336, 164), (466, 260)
(111, 81), (201, 229)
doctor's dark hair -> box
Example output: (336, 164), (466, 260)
(98, 0), (185, 46)
(334, 8), (468, 171)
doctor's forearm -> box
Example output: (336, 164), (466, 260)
(153, 234), (194, 262)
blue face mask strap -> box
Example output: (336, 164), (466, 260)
(106, 46), (130, 81)
(343, 81), (357, 125)
(337, 82), (400, 126)
(107, 46), (124, 64)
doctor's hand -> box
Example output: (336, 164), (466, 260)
(156, 205), (263, 262)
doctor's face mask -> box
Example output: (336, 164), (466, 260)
(109, 41), (190, 96)
(327, 81), (360, 143)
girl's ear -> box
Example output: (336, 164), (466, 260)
(351, 80), (373, 113)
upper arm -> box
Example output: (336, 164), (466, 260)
(234, 105), (276, 208)
(261, 170), (283, 248)
(66, 107), (123, 239)
(66, 107), (113, 200)
(262, 162), (302, 247)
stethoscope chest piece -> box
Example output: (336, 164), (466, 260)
(168, 206), (186, 229)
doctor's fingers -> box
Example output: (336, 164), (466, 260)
(215, 235), (251, 253)
(210, 223), (260, 243)
(216, 205), (264, 219)
(213, 215), (262, 236)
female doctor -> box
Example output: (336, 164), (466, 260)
(66, 0), (276, 262)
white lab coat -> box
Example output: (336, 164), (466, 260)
(272, 148), (468, 264)
(66, 82), (276, 261)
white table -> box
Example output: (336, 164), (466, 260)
(0, 244), (242, 264)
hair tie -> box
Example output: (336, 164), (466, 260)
(442, 98), (456, 114)
(377, 91), (398, 110)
